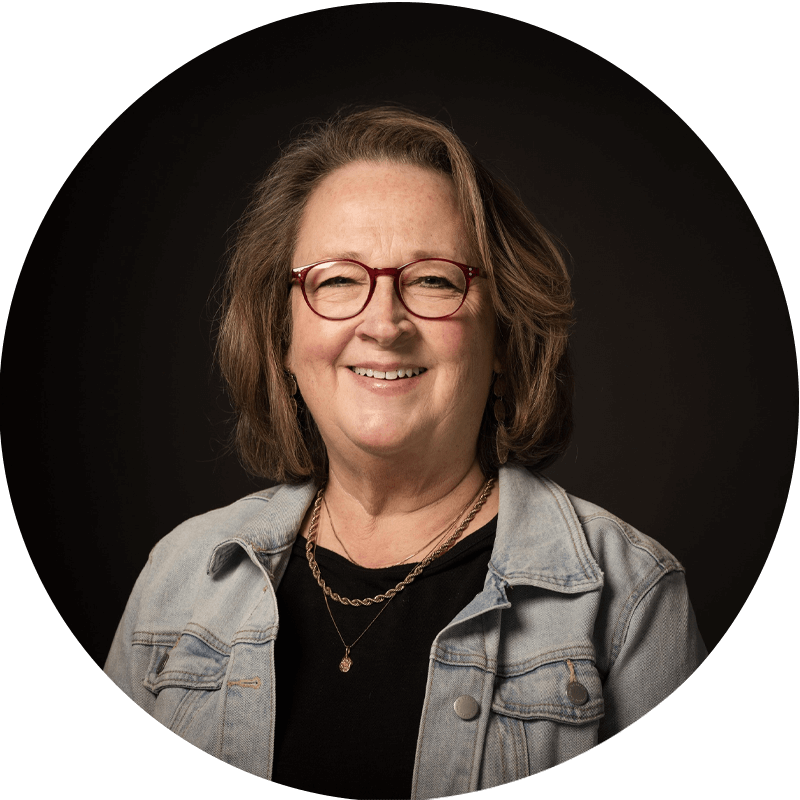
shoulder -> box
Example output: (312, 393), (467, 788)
(132, 483), (315, 631)
(567, 493), (684, 577)
(145, 479), (317, 572)
(495, 465), (684, 592)
(524, 474), (699, 674)
(557, 486), (698, 676)
(495, 472), (707, 742)
(147, 485), (284, 572)
(495, 465), (691, 657)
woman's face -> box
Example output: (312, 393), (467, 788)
(286, 161), (500, 464)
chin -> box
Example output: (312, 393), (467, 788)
(345, 420), (426, 458)
(352, 435), (415, 458)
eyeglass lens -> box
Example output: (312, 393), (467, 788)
(304, 260), (467, 319)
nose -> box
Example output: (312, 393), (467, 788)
(355, 276), (415, 345)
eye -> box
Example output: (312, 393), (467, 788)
(401, 261), (465, 296)
(318, 275), (358, 287)
(411, 274), (459, 289)
(306, 262), (369, 294)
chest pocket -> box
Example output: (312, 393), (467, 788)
(142, 632), (230, 742)
(480, 656), (604, 789)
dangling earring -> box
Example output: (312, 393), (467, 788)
(493, 372), (509, 465)
(286, 372), (298, 415)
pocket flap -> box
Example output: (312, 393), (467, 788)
(143, 633), (229, 694)
(492, 657), (604, 724)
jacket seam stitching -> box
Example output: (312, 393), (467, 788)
(154, 669), (224, 680)
(217, 650), (233, 759)
(579, 512), (683, 571)
(411, 659), (438, 799)
(132, 630), (183, 640)
(434, 643), (594, 674)
(494, 700), (604, 712)
(499, 570), (599, 588)
(607, 563), (674, 671)
(132, 628), (238, 656)
(469, 614), (491, 789)
(431, 649), (497, 672)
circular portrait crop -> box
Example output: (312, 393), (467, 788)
(3, 2), (797, 797)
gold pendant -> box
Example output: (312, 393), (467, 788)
(339, 647), (352, 672)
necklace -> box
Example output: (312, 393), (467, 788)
(322, 583), (396, 673)
(306, 476), (495, 671)
(322, 487), (480, 568)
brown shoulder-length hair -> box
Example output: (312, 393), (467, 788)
(217, 106), (573, 484)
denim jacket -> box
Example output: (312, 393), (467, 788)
(105, 465), (706, 797)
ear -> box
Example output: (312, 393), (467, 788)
(491, 314), (507, 375)
(283, 290), (296, 374)
(492, 336), (505, 375)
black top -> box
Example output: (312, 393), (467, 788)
(271, 517), (498, 799)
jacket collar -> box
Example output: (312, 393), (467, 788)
(207, 465), (602, 594)
(207, 481), (317, 577)
(490, 465), (602, 593)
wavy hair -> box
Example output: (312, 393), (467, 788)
(216, 106), (573, 483)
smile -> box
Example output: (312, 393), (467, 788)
(348, 366), (427, 381)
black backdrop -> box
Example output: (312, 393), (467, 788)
(1, 4), (795, 668)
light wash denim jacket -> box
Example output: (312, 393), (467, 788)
(105, 465), (706, 797)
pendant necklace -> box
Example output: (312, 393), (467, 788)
(323, 589), (396, 673)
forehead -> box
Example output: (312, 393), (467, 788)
(294, 161), (468, 264)
(312, 159), (456, 198)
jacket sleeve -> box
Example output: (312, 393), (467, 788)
(103, 550), (159, 714)
(598, 569), (707, 740)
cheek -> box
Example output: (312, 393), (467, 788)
(433, 322), (496, 385)
(444, 294), (497, 370)
(288, 308), (352, 381)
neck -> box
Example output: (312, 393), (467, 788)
(303, 448), (498, 568)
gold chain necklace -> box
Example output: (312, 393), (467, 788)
(308, 476), (495, 671)
(322, 486), (480, 569)
(322, 585), (396, 673)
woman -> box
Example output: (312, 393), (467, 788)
(105, 106), (706, 798)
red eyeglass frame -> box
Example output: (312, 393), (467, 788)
(290, 258), (481, 321)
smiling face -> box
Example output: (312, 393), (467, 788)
(286, 160), (500, 468)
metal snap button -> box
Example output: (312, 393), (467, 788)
(454, 695), (480, 720)
(565, 658), (589, 705)
(156, 652), (169, 675)
(567, 681), (589, 706)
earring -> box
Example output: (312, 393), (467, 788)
(493, 372), (509, 465)
(286, 372), (298, 415)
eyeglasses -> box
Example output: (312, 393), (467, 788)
(291, 258), (480, 320)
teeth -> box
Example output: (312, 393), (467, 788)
(350, 366), (426, 380)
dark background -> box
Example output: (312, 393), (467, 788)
(1, 4), (795, 666)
